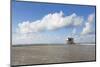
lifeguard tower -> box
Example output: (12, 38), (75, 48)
(66, 37), (74, 44)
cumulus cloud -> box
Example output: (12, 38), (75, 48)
(81, 13), (95, 35)
(16, 11), (83, 33)
(13, 11), (96, 44)
(88, 13), (95, 23)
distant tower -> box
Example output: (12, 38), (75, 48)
(66, 37), (74, 44)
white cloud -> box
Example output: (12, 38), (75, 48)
(13, 12), (96, 44)
(74, 34), (95, 44)
(12, 33), (66, 44)
(73, 16), (83, 26)
(81, 13), (95, 35)
(72, 28), (76, 36)
(88, 13), (95, 23)
(16, 11), (83, 33)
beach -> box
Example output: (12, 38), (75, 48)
(11, 44), (96, 66)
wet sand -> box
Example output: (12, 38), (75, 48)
(11, 44), (96, 66)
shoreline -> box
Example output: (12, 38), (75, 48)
(12, 43), (96, 47)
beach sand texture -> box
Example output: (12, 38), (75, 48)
(11, 44), (96, 66)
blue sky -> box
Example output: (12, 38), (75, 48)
(12, 0), (96, 44)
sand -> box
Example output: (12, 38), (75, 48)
(11, 44), (96, 66)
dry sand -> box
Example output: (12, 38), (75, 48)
(11, 44), (96, 66)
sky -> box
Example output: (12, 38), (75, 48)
(12, 0), (96, 45)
